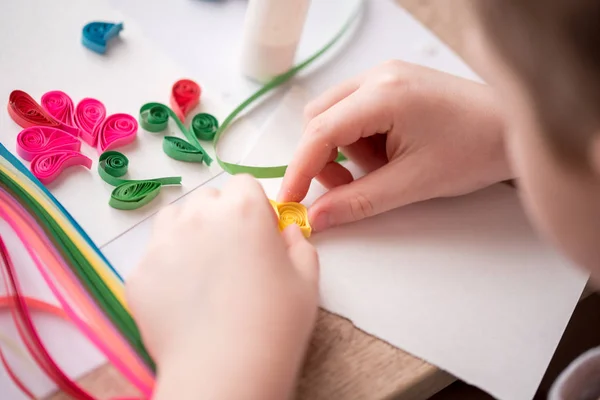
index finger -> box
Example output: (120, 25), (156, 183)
(279, 89), (392, 202)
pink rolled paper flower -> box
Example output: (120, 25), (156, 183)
(40, 91), (80, 137)
(30, 150), (92, 185)
(96, 113), (137, 153)
(16, 126), (81, 161)
(75, 98), (106, 146)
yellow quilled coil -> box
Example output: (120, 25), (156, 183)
(269, 199), (311, 238)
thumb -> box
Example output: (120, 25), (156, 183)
(308, 157), (431, 231)
(283, 224), (319, 285)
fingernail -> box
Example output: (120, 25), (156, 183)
(311, 211), (332, 232)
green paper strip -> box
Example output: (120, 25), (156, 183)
(0, 168), (154, 370)
(98, 151), (182, 210)
(190, 113), (219, 141)
(212, 2), (362, 178)
(139, 102), (213, 165)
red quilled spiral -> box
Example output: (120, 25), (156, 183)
(8, 90), (79, 136)
(170, 79), (201, 122)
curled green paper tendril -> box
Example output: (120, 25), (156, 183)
(190, 113), (219, 141)
(212, 3), (361, 178)
(139, 102), (212, 165)
(98, 151), (182, 210)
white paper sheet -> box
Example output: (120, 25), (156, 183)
(241, 86), (589, 400)
(0, 0), (588, 399)
(0, 0), (235, 248)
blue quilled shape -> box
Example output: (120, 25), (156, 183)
(82, 22), (124, 54)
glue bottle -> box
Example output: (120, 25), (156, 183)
(240, 0), (311, 82)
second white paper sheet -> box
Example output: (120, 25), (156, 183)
(0, 0), (235, 247)
(243, 86), (589, 400)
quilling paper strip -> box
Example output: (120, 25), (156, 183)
(0, 144), (154, 398)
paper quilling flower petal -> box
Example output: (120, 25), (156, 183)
(75, 98), (107, 146)
(170, 79), (201, 122)
(16, 126), (81, 161)
(30, 150), (92, 185)
(96, 113), (138, 153)
(40, 91), (80, 137)
(8, 90), (80, 136)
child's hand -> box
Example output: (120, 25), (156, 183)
(127, 175), (319, 399)
(280, 60), (512, 231)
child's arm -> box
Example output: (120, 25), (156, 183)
(127, 175), (319, 400)
(280, 60), (512, 231)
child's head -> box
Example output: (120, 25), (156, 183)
(470, 1), (600, 282)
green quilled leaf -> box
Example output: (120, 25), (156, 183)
(98, 151), (181, 210)
(139, 102), (213, 166)
(163, 136), (206, 163)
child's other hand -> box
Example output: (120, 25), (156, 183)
(127, 175), (319, 399)
(280, 60), (512, 231)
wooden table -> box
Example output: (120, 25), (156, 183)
(49, 1), (474, 399)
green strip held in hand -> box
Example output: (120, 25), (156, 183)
(139, 102), (213, 165)
(211, 3), (361, 179)
(98, 151), (182, 210)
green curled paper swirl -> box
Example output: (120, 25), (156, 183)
(163, 136), (205, 163)
(98, 151), (128, 185)
(98, 151), (182, 210)
(110, 181), (163, 210)
(139, 102), (212, 165)
(139, 103), (169, 132)
(190, 113), (218, 141)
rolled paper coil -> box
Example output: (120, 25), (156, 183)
(30, 150), (92, 185)
(40, 91), (79, 137)
(190, 113), (219, 141)
(269, 199), (311, 238)
(139, 102), (211, 165)
(96, 113), (138, 153)
(82, 22), (123, 54)
(16, 126), (81, 161)
(75, 98), (106, 146)
(8, 90), (78, 136)
(98, 151), (182, 210)
(163, 137), (205, 163)
(109, 181), (163, 210)
(98, 151), (129, 186)
(170, 79), (201, 122)
(139, 103), (170, 133)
